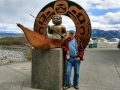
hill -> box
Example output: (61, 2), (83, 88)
(0, 29), (120, 39)
(0, 31), (22, 37)
(91, 29), (120, 39)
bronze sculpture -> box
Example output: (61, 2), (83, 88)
(17, 0), (91, 50)
(48, 14), (66, 39)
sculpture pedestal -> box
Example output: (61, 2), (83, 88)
(31, 48), (64, 90)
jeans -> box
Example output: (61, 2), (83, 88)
(65, 58), (81, 86)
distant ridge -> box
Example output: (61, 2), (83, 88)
(91, 29), (120, 39)
(0, 32), (23, 37)
(0, 29), (120, 39)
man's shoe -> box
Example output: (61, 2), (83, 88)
(74, 84), (79, 89)
(63, 86), (70, 90)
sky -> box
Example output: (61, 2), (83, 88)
(0, 0), (120, 33)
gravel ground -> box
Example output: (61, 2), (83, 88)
(0, 45), (31, 65)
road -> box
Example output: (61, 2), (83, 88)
(0, 48), (120, 90)
(75, 48), (120, 90)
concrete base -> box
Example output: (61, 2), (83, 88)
(31, 48), (64, 90)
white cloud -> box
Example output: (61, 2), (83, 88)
(0, 23), (17, 29)
(90, 11), (120, 30)
(0, 22), (34, 33)
(73, 0), (120, 10)
(91, 21), (120, 30)
(90, 11), (120, 24)
(102, 12), (120, 24)
(0, 23), (22, 33)
(95, 0), (120, 10)
(0, 0), (4, 6)
(0, 0), (120, 33)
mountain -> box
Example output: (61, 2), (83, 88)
(91, 29), (120, 39)
(0, 30), (18, 33)
(0, 29), (120, 39)
(0, 31), (23, 37)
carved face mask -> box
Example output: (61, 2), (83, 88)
(54, 1), (68, 14)
(52, 15), (62, 25)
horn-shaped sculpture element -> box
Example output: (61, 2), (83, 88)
(17, 23), (63, 50)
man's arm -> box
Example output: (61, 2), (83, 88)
(77, 40), (84, 60)
(61, 39), (68, 53)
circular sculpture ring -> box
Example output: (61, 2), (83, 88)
(34, 0), (91, 48)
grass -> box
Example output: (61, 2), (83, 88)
(0, 36), (29, 45)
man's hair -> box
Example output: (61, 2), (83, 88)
(69, 30), (75, 34)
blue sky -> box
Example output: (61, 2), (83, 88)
(0, 0), (120, 33)
(88, 8), (120, 16)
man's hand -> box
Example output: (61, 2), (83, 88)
(76, 57), (80, 61)
(66, 51), (69, 55)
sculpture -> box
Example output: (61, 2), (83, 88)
(17, 0), (91, 50)
(48, 14), (66, 39)
(17, 23), (63, 50)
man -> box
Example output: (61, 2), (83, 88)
(61, 30), (84, 89)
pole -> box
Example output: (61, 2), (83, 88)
(30, 14), (64, 38)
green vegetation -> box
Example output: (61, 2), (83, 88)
(0, 36), (29, 45)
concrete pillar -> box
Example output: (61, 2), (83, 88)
(31, 48), (64, 90)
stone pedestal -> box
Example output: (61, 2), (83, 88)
(31, 48), (64, 90)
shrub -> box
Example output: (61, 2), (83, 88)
(0, 36), (29, 45)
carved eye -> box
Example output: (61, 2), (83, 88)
(61, 5), (66, 9)
(56, 6), (60, 9)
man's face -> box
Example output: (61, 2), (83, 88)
(69, 33), (74, 38)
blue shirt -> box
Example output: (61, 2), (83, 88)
(68, 38), (77, 56)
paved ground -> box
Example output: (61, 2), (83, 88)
(0, 48), (120, 90)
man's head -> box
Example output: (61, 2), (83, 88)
(68, 30), (75, 38)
